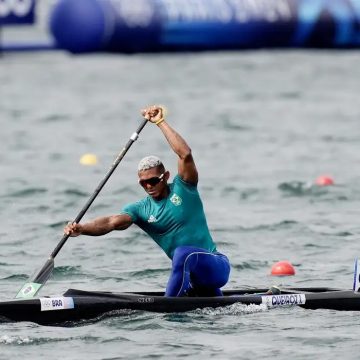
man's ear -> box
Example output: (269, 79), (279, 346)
(165, 171), (170, 181)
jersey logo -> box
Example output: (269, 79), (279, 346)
(170, 193), (182, 206)
(147, 215), (158, 223)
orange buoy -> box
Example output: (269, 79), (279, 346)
(270, 261), (295, 276)
(315, 175), (334, 186)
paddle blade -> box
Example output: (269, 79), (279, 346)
(354, 258), (360, 292)
(15, 258), (54, 299)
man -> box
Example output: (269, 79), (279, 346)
(64, 105), (230, 297)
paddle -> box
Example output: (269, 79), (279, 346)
(15, 119), (148, 299)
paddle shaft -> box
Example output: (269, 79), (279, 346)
(31, 119), (148, 285)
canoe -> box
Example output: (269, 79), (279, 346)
(1, 286), (360, 326)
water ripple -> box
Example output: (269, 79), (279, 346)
(278, 181), (327, 196)
(62, 189), (89, 197)
(213, 220), (300, 233)
(232, 260), (269, 271)
(2, 188), (48, 198)
(52, 265), (89, 279)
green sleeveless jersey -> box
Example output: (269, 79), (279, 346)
(121, 175), (216, 259)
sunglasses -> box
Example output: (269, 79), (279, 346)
(139, 173), (165, 187)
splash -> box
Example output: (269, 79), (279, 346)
(194, 302), (268, 315)
(0, 335), (33, 345)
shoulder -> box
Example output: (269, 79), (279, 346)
(122, 197), (149, 211)
(121, 197), (150, 221)
(172, 174), (197, 189)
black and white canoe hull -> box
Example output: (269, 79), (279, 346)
(1, 287), (360, 326)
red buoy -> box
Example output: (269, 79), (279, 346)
(270, 261), (295, 276)
(315, 175), (334, 186)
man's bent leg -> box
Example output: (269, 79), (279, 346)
(190, 252), (230, 295)
(165, 246), (230, 297)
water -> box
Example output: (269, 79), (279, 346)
(1, 50), (360, 359)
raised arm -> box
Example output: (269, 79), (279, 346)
(141, 105), (198, 184)
(64, 214), (133, 237)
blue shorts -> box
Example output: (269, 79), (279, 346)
(165, 246), (231, 297)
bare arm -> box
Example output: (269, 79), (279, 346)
(142, 106), (198, 184)
(64, 214), (133, 237)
